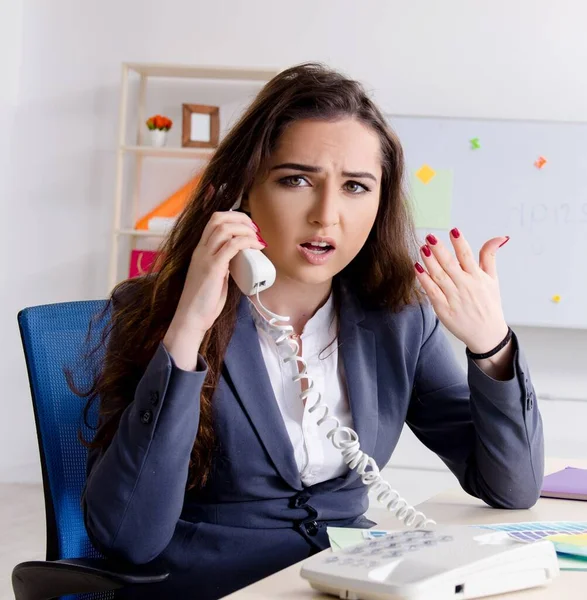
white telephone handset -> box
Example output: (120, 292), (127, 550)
(227, 199), (433, 529)
(228, 249), (276, 296)
(228, 197), (276, 296)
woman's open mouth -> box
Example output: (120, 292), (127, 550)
(297, 242), (336, 265)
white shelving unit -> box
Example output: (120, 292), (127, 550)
(109, 62), (280, 291)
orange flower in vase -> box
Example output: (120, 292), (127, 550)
(146, 114), (173, 147)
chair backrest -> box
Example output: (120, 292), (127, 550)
(18, 300), (110, 563)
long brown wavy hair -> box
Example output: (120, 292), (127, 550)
(74, 62), (420, 491)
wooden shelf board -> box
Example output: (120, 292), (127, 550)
(121, 145), (215, 159)
(117, 229), (167, 238)
(124, 63), (280, 81)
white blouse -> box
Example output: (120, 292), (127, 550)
(248, 293), (354, 487)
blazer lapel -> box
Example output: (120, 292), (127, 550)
(336, 285), (379, 486)
(222, 296), (303, 491)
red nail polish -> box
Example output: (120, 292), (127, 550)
(450, 228), (460, 239)
(498, 236), (510, 248)
(426, 234), (438, 245)
(256, 233), (268, 246)
(414, 262), (425, 274)
(421, 245), (432, 257)
(252, 221), (260, 232)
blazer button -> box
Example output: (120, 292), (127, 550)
(140, 410), (153, 425)
(149, 390), (160, 406)
(305, 521), (319, 536)
(292, 495), (309, 508)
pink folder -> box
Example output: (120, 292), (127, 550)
(129, 250), (159, 279)
(540, 467), (587, 501)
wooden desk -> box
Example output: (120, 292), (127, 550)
(224, 459), (587, 599)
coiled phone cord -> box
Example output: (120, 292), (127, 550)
(252, 287), (435, 528)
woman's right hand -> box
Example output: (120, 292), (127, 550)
(163, 211), (267, 370)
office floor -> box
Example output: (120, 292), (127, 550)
(1, 483), (44, 600)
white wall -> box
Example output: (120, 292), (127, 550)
(1, 0), (30, 482)
(3, 0), (587, 483)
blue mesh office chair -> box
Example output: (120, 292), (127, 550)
(12, 301), (168, 600)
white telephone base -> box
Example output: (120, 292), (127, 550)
(300, 525), (559, 600)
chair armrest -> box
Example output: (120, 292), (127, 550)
(12, 557), (169, 600)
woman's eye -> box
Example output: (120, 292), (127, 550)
(344, 181), (369, 194)
(281, 175), (309, 187)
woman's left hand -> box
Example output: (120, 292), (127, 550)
(414, 228), (510, 354)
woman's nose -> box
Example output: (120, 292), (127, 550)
(308, 185), (339, 228)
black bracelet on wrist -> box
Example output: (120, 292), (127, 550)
(466, 327), (513, 360)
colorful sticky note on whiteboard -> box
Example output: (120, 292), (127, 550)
(552, 295), (561, 304)
(470, 137), (481, 149)
(534, 156), (548, 169)
(410, 168), (453, 230)
(415, 164), (436, 184)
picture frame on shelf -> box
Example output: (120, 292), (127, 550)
(182, 104), (220, 148)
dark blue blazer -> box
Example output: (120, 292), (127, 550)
(82, 284), (544, 599)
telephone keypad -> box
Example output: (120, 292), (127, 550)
(324, 529), (453, 569)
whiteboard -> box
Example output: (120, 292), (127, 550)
(388, 115), (587, 330)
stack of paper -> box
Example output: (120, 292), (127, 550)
(546, 534), (587, 570)
(476, 521), (587, 571)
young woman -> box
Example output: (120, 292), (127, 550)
(80, 63), (543, 599)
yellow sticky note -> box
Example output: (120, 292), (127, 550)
(549, 534), (587, 545)
(410, 168), (453, 230)
(547, 534), (587, 559)
(415, 164), (436, 184)
(552, 295), (562, 304)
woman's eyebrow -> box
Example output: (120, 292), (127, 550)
(270, 162), (321, 173)
(342, 170), (377, 182)
(270, 162), (377, 182)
